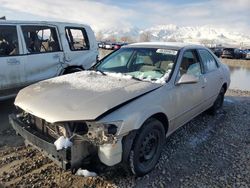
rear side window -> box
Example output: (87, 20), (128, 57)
(198, 49), (218, 72)
(65, 27), (89, 51)
(21, 25), (60, 54)
(0, 25), (19, 56)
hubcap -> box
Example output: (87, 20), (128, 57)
(139, 131), (159, 165)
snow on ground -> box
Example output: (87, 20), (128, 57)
(75, 168), (97, 177)
(54, 136), (72, 151)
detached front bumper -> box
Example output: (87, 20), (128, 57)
(9, 114), (93, 170)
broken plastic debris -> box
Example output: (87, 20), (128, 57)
(75, 168), (97, 177)
(54, 136), (72, 150)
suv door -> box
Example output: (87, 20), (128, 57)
(0, 25), (25, 99)
(198, 49), (223, 107)
(20, 25), (64, 84)
(170, 49), (205, 128)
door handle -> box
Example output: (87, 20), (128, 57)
(7, 58), (20, 64)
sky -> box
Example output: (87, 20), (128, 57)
(0, 0), (249, 34)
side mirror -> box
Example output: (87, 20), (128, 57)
(177, 74), (198, 85)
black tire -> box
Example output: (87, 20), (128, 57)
(208, 87), (225, 115)
(63, 67), (83, 75)
(129, 118), (165, 176)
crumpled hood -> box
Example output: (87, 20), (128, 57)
(15, 71), (161, 123)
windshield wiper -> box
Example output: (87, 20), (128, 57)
(96, 70), (106, 75)
(131, 76), (142, 81)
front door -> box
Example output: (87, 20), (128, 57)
(20, 24), (64, 84)
(170, 49), (205, 130)
(0, 25), (25, 98)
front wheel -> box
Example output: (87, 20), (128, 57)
(129, 118), (165, 176)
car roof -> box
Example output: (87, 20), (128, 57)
(0, 20), (90, 28)
(125, 42), (205, 50)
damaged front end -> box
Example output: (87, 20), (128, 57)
(9, 111), (122, 171)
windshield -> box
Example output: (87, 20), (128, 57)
(96, 47), (178, 82)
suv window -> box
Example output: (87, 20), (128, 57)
(21, 25), (60, 54)
(198, 49), (218, 72)
(179, 50), (201, 78)
(65, 27), (89, 51)
(0, 25), (19, 56)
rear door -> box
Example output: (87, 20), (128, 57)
(197, 49), (223, 107)
(0, 25), (25, 98)
(64, 27), (96, 69)
(20, 24), (64, 84)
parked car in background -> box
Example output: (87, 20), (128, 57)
(98, 41), (105, 48)
(114, 42), (128, 50)
(10, 42), (230, 176)
(209, 47), (223, 57)
(245, 50), (250, 60)
(104, 42), (114, 50)
(221, 48), (241, 59)
(238, 49), (246, 59)
(114, 43), (122, 50)
(0, 20), (98, 100)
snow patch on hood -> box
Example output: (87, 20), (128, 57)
(15, 70), (163, 123)
(49, 71), (134, 92)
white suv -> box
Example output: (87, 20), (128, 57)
(0, 20), (98, 100)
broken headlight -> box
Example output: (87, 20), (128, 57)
(83, 121), (123, 145)
(56, 121), (123, 145)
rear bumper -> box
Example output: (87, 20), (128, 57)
(9, 114), (90, 170)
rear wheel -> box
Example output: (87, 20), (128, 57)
(129, 118), (165, 176)
(208, 87), (225, 115)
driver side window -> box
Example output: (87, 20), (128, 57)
(179, 50), (201, 78)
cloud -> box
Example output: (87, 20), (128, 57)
(0, 0), (136, 31)
(0, 0), (249, 35)
(134, 0), (250, 34)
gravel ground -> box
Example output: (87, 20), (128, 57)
(0, 89), (249, 188)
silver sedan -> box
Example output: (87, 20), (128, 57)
(10, 42), (230, 176)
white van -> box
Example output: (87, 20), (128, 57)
(0, 20), (98, 100)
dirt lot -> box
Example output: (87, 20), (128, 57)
(0, 89), (249, 188)
(220, 58), (250, 69)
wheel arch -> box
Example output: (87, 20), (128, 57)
(121, 112), (169, 165)
(61, 65), (84, 75)
(222, 82), (227, 93)
(149, 112), (169, 134)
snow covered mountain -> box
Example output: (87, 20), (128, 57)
(99, 24), (250, 47)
